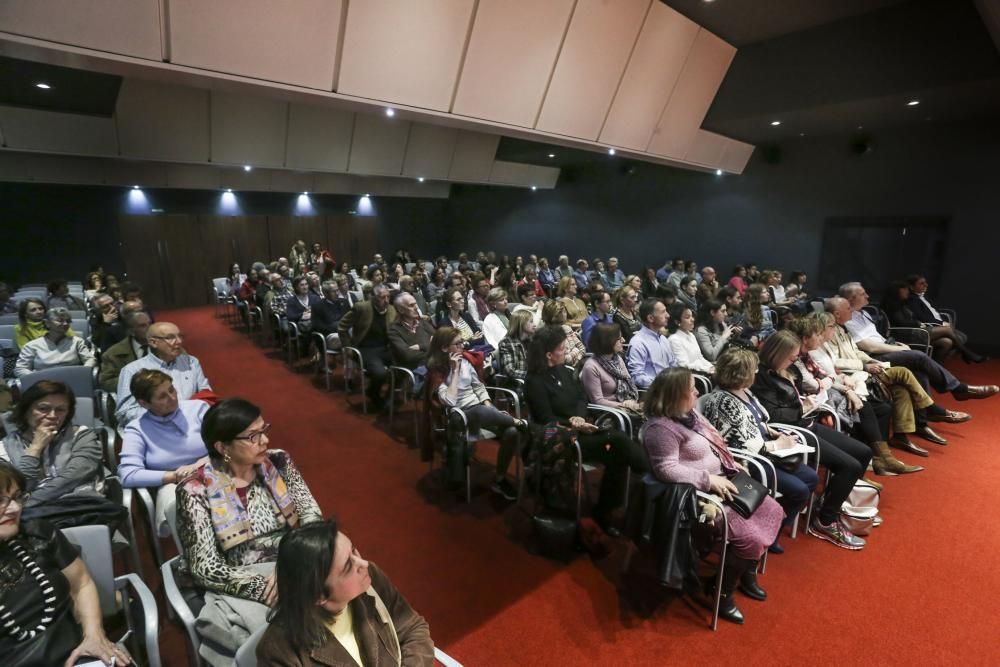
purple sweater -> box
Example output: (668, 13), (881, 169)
(119, 399), (209, 487)
(643, 413), (737, 492)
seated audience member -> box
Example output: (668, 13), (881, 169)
(387, 292), (436, 391)
(654, 283), (678, 309)
(905, 275), (984, 359)
(313, 279), (353, 350)
(542, 300), (586, 368)
(785, 271), (809, 300)
(426, 267), (447, 303)
(525, 326), (648, 534)
(727, 265), (749, 296)
(0, 461), (134, 667)
(306, 271), (323, 299)
(695, 299), (741, 362)
(427, 328), (527, 499)
(83, 271), (104, 304)
(556, 276), (588, 330)
(0, 282), (17, 314)
(289, 240), (310, 276)
(518, 264), (546, 298)
(254, 270), (273, 308)
(481, 288), (511, 350)
(738, 284), (775, 345)
(627, 298), (677, 389)
(99, 310), (151, 392)
(399, 274), (428, 315)
(837, 285), (997, 401)
(822, 300), (968, 448)
(266, 273), (294, 318)
(15, 307), (95, 378)
(45, 280), (85, 311)
(787, 318), (921, 476)
(642, 368), (782, 623)
(573, 259), (591, 290)
(640, 267), (659, 299)
(581, 323), (643, 417)
(751, 332), (870, 550)
(666, 304), (715, 375)
(883, 280), (984, 363)
(537, 257), (557, 291)
(746, 264), (761, 284)
(602, 257), (624, 291)
(718, 286), (744, 326)
(116, 321), (212, 425)
(589, 259), (608, 289)
(612, 285), (643, 343)
(676, 276), (699, 312)
(258, 520), (434, 666)
(237, 269), (260, 303)
(434, 287), (483, 344)
(656, 257), (682, 284)
(286, 276), (321, 335)
(466, 273), (490, 327)
(762, 271), (795, 307)
(337, 262), (357, 289)
(581, 289), (615, 347)
(665, 260), (690, 290)
(309, 242), (334, 278)
(225, 263), (246, 296)
(14, 297), (73, 350)
(701, 348), (819, 554)
(554, 254), (572, 280)
(511, 282), (544, 328)
(696, 266), (721, 303)
(0, 381), (104, 521)
(338, 284), (396, 408)
(176, 398), (322, 666)
(364, 266), (386, 294)
(497, 310), (536, 384)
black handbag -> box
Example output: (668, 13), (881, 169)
(726, 470), (769, 518)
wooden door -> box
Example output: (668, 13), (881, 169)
(118, 214), (207, 309)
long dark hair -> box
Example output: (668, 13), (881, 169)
(12, 380), (76, 433)
(696, 299), (725, 333)
(268, 520), (340, 651)
(427, 327), (459, 372)
(17, 297), (45, 326)
(526, 325), (567, 374)
(201, 398), (261, 463)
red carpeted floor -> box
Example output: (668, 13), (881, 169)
(156, 306), (1000, 665)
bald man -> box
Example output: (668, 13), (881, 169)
(115, 321), (211, 425)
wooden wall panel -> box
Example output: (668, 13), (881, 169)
(536, 0), (651, 140)
(197, 215), (270, 278)
(451, 0), (576, 127)
(267, 216), (329, 263)
(599, 2), (698, 150)
(448, 131), (500, 182)
(327, 214), (376, 268)
(683, 129), (729, 168)
(118, 214), (207, 309)
(718, 139), (755, 175)
(338, 0), (475, 111)
(116, 79), (210, 162)
(168, 0), (345, 90)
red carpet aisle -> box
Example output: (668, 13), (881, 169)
(168, 306), (1000, 666)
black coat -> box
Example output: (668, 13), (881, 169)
(638, 476), (700, 590)
(750, 366), (805, 426)
(906, 294), (944, 325)
(312, 297), (351, 336)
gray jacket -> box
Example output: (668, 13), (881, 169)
(0, 425), (103, 508)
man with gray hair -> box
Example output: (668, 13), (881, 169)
(606, 257), (625, 290)
(313, 279), (352, 350)
(15, 307), (96, 377)
(556, 254), (573, 279)
(388, 292), (435, 395)
(338, 283), (396, 409)
(99, 310), (152, 392)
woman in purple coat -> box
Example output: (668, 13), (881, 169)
(642, 367), (783, 625)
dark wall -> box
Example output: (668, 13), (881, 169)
(446, 120), (1000, 348)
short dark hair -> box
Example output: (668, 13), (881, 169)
(588, 322), (622, 356)
(526, 325), (567, 374)
(638, 297), (662, 325)
(590, 290), (610, 306)
(12, 380), (76, 433)
(130, 369), (172, 404)
(516, 282), (535, 302)
(201, 398), (262, 462)
(667, 303), (691, 334)
(0, 460), (27, 496)
(269, 519), (340, 651)
(695, 299), (725, 331)
(46, 280), (67, 295)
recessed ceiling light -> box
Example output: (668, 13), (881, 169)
(715, 169), (723, 176)
(770, 120), (781, 126)
(132, 185), (140, 190)
(417, 177), (425, 182)
(302, 191), (309, 195)
(385, 108), (395, 117)
(363, 193), (371, 198)
(907, 100), (920, 106)
(226, 188), (233, 193)
(531, 186), (537, 191)
(607, 148), (616, 155)
(799, 132), (806, 137)
(548, 153), (555, 158)
(243, 165), (252, 172)
(35, 82), (51, 90)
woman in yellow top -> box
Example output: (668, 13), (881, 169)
(556, 276), (587, 330)
(14, 298), (76, 350)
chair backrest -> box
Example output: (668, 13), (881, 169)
(19, 365), (95, 399)
(71, 318), (90, 339)
(0, 324), (15, 339)
(73, 397), (95, 427)
(212, 277), (229, 293)
(234, 623), (269, 666)
(61, 524), (118, 616)
(0, 314), (18, 324)
(696, 393), (710, 414)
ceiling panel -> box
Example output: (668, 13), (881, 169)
(599, 2), (699, 150)
(20, 153), (105, 184)
(648, 28), (735, 158)
(166, 163), (222, 190)
(313, 172), (368, 194)
(224, 165), (273, 191)
(285, 103), (353, 172)
(116, 78), (209, 162)
(451, 0), (576, 127)
(338, 0), (475, 111)
(0, 105), (117, 155)
(718, 138), (754, 174)
(489, 160), (559, 188)
(0, 56), (122, 116)
(683, 129), (728, 167)
(0, 0), (162, 60)
(401, 123), (458, 180)
(210, 91), (288, 168)
(536, 0), (651, 140)
(168, 0), (344, 89)
(347, 113), (411, 176)
(269, 170), (315, 194)
(448, 130), (499, 181)
(103, 160), (168, 188)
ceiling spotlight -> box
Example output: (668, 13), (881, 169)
(226, 188), (233, 193)
(799, 132), (806, 137)
(243, 165), (252, 172)
(302, 191), (309, 195)
(715, 169), (723, 176)
(132, 185), (140, 190)
(607, 148), (616, 155)
(770, 120), (781, 126)
(531, 186), (537, 191)
(35, 82), (51, 90)
(907, 100), (920, 106)
(363, 193), (371, 198)
(417, 177), (425, 182)
(385, 108), (395, 117)
(548, 153), (555, 158)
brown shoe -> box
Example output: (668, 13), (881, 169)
(872, 442), (924, 475)
(925, 409), (971, 423)
(889, 436), (930, 456)
(913, 426), (948, 446)
(954, 385), (999, 401)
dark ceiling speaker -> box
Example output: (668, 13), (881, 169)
(620, 162), (638, 176)
(761, 144), (782, 164)
(850, 135), (876, 156)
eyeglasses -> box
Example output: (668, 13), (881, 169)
(0, 491), (27, 514)
(234, 423), (271, 446)
(150, 333), (185, 342)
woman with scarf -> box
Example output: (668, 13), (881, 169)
(581, 323), (644, 424)
(175, 398), (322, 666)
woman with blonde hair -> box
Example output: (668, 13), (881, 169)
(612, 285), (642, 342)
(497, 309), (536, 383)
(738, 283), (775, 345)
(556, 276), (587, 330)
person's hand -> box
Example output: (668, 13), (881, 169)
(302, 311), (311, 320)
(101, 308), (118, 324)
(750, 335), (759, 347)
(708, 474), (738, 502)
(64, 633), (131, 667)
(845, 389), (864, 412)
(263, 572), (278, 607)
(568, 416), (598, 433)
(449, 352), (462, 370)
(864, 362), (885, 375)
(622, 399), (643, 413)
(721, 324), (733, 340)
(770, 433), (796, 451)
(472, 331), (484, 340)
(30, 424), (59, 453)
(801, 395), (819, 411)
(731, 325), (744, 336)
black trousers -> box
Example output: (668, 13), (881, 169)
(359, 346), (391, 400)
(576, 429), (649, 521)
(812, 424), (871, 525)
(851, 399), (892, 445)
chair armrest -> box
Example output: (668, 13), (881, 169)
(486, 386), (521, 419)
(160, 557), (201, 659)
(730, 450), (777, 495)
(343, 347), (365, 371)
(769, 423), (821, 469)
(586, 404), (630, 438)
(115, 572), (160, 667)
(434, 646), (464, 667)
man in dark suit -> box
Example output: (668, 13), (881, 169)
(98, 310), (151, 392)
(338, 284), (397, 408)
(906, 275), (985, 363)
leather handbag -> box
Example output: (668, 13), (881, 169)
(725, 470), (769, 518)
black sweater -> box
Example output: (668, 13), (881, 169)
(525, 365), (588, 424)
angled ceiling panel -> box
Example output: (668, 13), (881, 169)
(536, 0), (651, 140)
(347, 114), (411, 176)
(225, 165), (273, 191)
(599, 2), (699, 150)
(401, 123), (458, 179)
(0, 105), (117, 155)
(647, 28), (736, 158)
(451, 0), (576, 127)
(166, 164), (222, 190)
(285, 103), (353, 172)
(718, 139), (755, 175)
(210, 91), (288, 168)
(338, 0), (475, 111)
(448, 130), (499, 181)
(313, 172), (369, 194)
(489, 160), (559, 188)
(116, 78), (209, 162)
(20, 153), (105, 184)
(269, 170), (315, 194)
(168, 0), (344, 89)
(683, 129), (728, 168)
(0, 0), (162, 60)
(103, 160), (168, 188)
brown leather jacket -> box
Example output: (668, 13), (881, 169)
(256, 563), (433, 666)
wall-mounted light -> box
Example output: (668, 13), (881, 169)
(548, 153), (555, 158)
(607, 148), (616, 155)
(132, 184), (140, 190)
(358, 193), (374, 216)
(531, 186), (537, 191)
(715, 169), (723, 176)
(907, 100), (920, 106)
(35, 82), (51, 89)
(220, 190), (240, 215)
(385, 108), (395, 117)
(126, 186), (150, 213)
(295, 192), (314, 216)
(243, 165), (252, 172)
(417, 177), (425, 183)
(770, 120), (781, 126)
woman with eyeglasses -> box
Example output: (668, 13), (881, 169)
(0, 461), (134, 667)
(175, 398), (323, 666)
(14, 307), (95, 378)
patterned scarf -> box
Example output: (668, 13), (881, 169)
(201, 455), (299, 552)
(595, 353), (638, 403)
(673, 411), (738, 474)
(798, 350), (828, 380)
